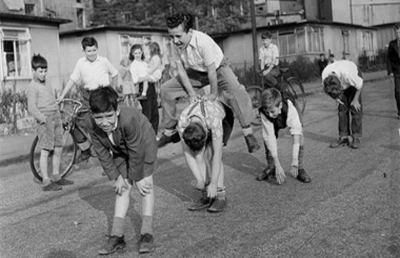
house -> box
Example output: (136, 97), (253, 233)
(0, 12), (70, 92)
(59, 25), (169, 84)
(213, 20), (378, 71)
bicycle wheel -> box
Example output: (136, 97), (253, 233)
(30, 130), (77, 182)
(287, 77), (306, 115)
(246, 86), (263, 126)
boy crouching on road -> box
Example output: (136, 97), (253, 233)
(27, 54), (74, 191)
(89, 87), (156, 255)
(256, 88), (311, 185)
(177, 98), (234, 213)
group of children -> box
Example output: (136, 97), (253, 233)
(26, 13), (364, 256)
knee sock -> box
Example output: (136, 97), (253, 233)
(141, 215), (153, 235)
(298, 146), (304, 170)
(216, 187), (226, 200)
(111, 216), (125, 237)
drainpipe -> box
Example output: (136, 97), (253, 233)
(250, 0), (258, 84)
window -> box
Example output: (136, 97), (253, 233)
(362, 31), (374, 56)
(24, 4), (35, 15)
(76, 8), (85, 28)
(307, 26), (324, 53)
(0, 27), (31, 79)
(122, 12), (133, 24)
(119, 35), (146, 60)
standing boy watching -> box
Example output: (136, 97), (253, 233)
(387, 23), (400, 119)
(259, 32), (280, 88)
(89, 87), (156, 255)
(322, 60), (363, 149)
(177, 98), (234, 213)
(256, 88), (311, 184)
(158, 12), (259, 153)
(58, 37), (118, 161)
(27, 54), (74, 191)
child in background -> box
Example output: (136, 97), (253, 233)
(119, 57), (140, 109)
(27, 54), (74, 191)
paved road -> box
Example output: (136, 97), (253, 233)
(0, 78), (399, 258)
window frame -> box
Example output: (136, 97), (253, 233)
(0, 27), (32, 80)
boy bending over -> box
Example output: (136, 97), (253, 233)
(178, 98), (234, 213)
(256, 88), (311, 184)
(89, 87), (156, 255)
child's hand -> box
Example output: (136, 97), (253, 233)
(207, 183), (217, 198)
(290, 165), (299, 178)
(351, 99), (361, 111)
(114, 175), (128, 195)
(275, 165), (286, 184)
(135, 177), (153, 196)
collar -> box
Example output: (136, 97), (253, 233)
(84, 55), (100, 63)
(187, 29), (197, 49)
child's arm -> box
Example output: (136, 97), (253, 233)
(261, 114), (286, 184)
(27, 87), (46, 124)
(183, 143), (207, 189)
(286, 100), (303, 177)
(58, 79), (76, 102)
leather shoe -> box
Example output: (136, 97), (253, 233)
(329, 137), (349, 148)
(245, 134), (260, 153)
(350, 137), (360, 149)
(157, 132), (181, 148)
(256, 167), (275, 181)
(98, 235), (126, 255)
(187, 196), (212, 211)
(207, 198), (226, 213)
(138, 233), (155, 254)
(296, 168), (311, 183)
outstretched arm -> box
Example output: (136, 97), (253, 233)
(58, 79), (76, 101)
(175, 60), (197, 98)
(207, 133), (223, 198)
(182, 143), (207, 190)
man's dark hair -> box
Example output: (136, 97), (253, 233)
(129, 44), (144, 61)
(166, 12), (193, 32)
(182, 122), (207, 152)
(81, 37), (98, 50)
(261, 32), (273, 39)
(31, 54), (47, 70)
(323, 75), (342, 99)
(89, 86), (118, 114)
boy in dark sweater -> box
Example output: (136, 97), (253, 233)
(89, 87), (156, 255)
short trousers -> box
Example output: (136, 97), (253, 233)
(113, 154), (156, 183)
(37, 112), (63, 151)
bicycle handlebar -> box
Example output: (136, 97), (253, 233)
(59, 98), (83, 114)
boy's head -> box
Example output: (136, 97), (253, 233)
(260, 88), (282, 118)
(81, 37), (98, 62)
(31, 54), (48, 82)
(149, 42), (161, 57)
(261, 32), (273, 47)
(394, 23), (400, 40)
(323, 74), (342, 100)
(182, 122), (208, 152)
(166, 12), (193, 50)
(329, 54), (335, 62)
(319, 53), (326, 60)
(89, 87), (119, 133)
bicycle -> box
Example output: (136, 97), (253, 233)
(29, 99), (90, 182)
(246, 67), (306, 125)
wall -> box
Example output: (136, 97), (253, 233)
(351, 0), (400, 26)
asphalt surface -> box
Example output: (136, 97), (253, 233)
(0, 77), (399, 258)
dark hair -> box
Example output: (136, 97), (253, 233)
(129, 44), (144, 61)
(320, 53), (326, 57)
(182, 122), (207, 151)
(323, 75), (342, 99)
(261, 32), (273, 39)
(166, 12), (193, 32)
(81, 37), (98, 50)
(31, 54), (47, 70)
(394, 23), (400, 30)
(89, 86), (118, 113)
(149, 42), (161, 57)
(329, 54), (335, 58)
(261, 88), (282, 110)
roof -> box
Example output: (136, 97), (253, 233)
(60, 25), (168, 37)
(0, 12), (70, 25)
(212, 20), (377, 39)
